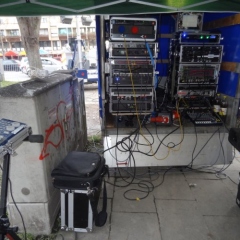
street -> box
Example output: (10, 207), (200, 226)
(3, 71), (30, 82)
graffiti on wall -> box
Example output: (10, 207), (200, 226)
(39, 86), (74, 160)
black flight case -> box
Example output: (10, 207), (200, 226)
(51, 151), (108, 232)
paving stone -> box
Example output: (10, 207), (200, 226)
(156, 199), (210, 240)
(153, 172), (195, 200)
(186, 178), (240, 217)
(204, 216), (240, 240)
(109, 212), (161, 240)
(113, 179), (155, 213)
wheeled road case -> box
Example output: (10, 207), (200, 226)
(51, 151), (108, 232)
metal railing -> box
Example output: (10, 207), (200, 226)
(3, 64), (20, 71)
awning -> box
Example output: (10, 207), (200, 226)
(19, 50), (26, 56)
(4, 50), (19, 57)
(39, 49), (49, 55)
(0, 0), (240, 16)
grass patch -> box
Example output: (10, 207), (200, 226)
(17, 214), (61, 240)
(0, 81), (18, 87)
(88, 134), (102, 144)
(86, 134), (103, 153)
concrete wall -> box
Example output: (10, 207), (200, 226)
(0, 73), (87, 235)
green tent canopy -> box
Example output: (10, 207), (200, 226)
(1, 0), (240, 16)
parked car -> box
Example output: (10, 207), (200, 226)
(23, 57), (67, 76)
(3, 59), (20, 71)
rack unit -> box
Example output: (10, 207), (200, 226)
(170, 32), (223, 101)
(108, 17), (157, 114)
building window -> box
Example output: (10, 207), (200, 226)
(7, 29), (19, 36)
(3, 42), (9, 49)
(0, 30), (4, 36)
(88, 27), (95, 33)
(39, 41), (51, 48)
(53, 41), (61, 50)
(58, 28), (72, 35)
(72, 28), (76, 35)
(39, 29), (48, 35)
(80, 28), (85, 33)
(11, 42), (21, 49)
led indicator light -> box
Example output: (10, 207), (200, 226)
(118, 25), (125, 33)
(200, 36), (203, 39)
(183, 32), (186, 37)
(131, 26), (139, 34)
(210, 35), (216, 39)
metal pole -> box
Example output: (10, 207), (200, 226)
(76, 15), (83, 69)
(0, 33), (5, 60)
(66, 27), (69, 45)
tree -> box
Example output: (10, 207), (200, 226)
(17, 17), (42, 77)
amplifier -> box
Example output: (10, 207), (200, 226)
(109, 86), (154, 113)
(110, 17), (157, 41)
(109, 42), (158, 58)
(179, 45), (223, 63)
(109, 101), (154, 114)
(179, 32), (221, 44)
(178, 64), (220, 85)
(110, 87), (154, 99)
(109, 59), (154, 86)
(110, 59), (153, 66)
(177, 85), (216, 98)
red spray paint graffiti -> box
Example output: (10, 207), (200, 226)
(39, 98), (73, 160)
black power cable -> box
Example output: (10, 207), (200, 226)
(0, 164), (27, 240)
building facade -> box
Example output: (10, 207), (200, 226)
(0, 15), (96, 55)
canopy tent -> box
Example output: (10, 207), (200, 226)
(0, 0), (240, 16)
(19, 49), (49, 56)
(4, 50), (19, 57)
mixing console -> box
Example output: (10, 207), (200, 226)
(0, 118), (29, 157)
(186, 110), (222, 126)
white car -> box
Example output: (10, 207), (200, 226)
(23, 57), (67, 76)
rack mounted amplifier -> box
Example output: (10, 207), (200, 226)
(109, 42), (158, 58)
(179, 45), (223, 63)
(178, 64), (220, 85)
